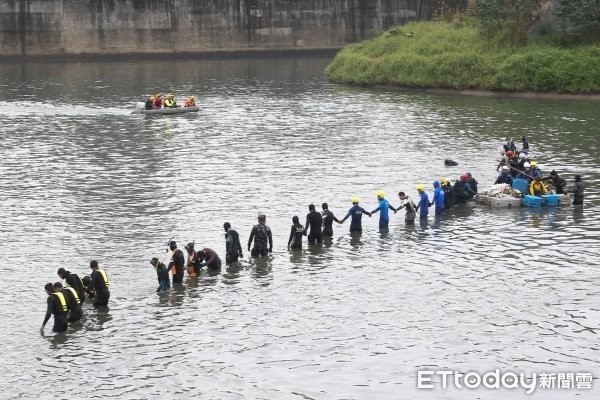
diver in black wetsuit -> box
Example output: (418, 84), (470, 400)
(248, 214), (273, 257)
(305, 204), (323, 245)
(41, 282), (68, 333)
(197, 248), (222, 270)
(288, 216), (306, 250)
(167, 241), (185, 284)
(90, 260), (110, 309)
(57, 268), (86, 304)
(54, 282), (83, 322)
(224, 222), (243, 263)
(82, 275), (95, 299)
(321, 203), (340, 237)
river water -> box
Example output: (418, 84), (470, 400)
(0, 55), (598, 399)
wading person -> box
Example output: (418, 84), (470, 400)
(90, 260), (110, 309)
(41, 283), (68, 333)
(305, 204), (323, 245)
(321, 203), (340, 237)
(544, 170), (567, 194)
(57, 267), (86, 304)
(571, 175), (584, 205)
(371, 191), (396, 230)
(429, 181), (445, 216)
(82, 276), (95, 299)
(150, 257), (170, 292)
(167, 241), (185, 284)
(224, 222), (243, 263)
(416, 184), (429, 220)
(185, 242), (200, 277)
(339, 197), (371, 233)
(197, 248), (222, 271)
(54, 282), (83, 323)
(395, 191), (416, 224)
(248, 214), (273, 257)
(288, 216), (306, 250)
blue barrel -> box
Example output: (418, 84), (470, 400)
(542, 194), (560, 206)
(524, 195), (542, 207)
(512, 179), (529, 195)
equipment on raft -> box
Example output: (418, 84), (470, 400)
(477, 184), (572, 208)
(133, 106), (199, 115)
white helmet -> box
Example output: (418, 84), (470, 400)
(502, 166), (509, 171)
(523, 162), (530, 168)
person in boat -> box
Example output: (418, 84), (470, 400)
(321, 203), (341, 237)
(508, 152), (520, 175)
(82, 275), (95, 299)
(508, 139), (518, 152)
(288, 216), (305, 250)
(184, 96), (196, 107)
(340, 197), (371, 233)
(516, 162), (534, 182)
(153, 94), (163, 109)
(305, 204), (323, 244)
(495, 166), (513, 185)
(164, 93), (178, 108)
(429, 182), (445, 216)
(530, 161), (542, 178)
(90, 260), (110, 309)
(571, 175), (584, 205)
(145, 96), (155, 110)
(53, 282), (83, 323)
(466, 172), (478, 194)
(415, 184), (429, 220)
(371, 191), (396, 230)
(543, 170), (567, 194)
(57, 268), (86, 304)
(521, 135), (529, 153)
(248, 214), (273, 257)
(224, 222), (243, 263)
(529, 176), (549, 196)
(167, 241), (185, 284)
(150, 257), (170, 292)
(197, 248), (222, 270)
(497, 150), (509, 171)
(462, 175), (477, 199)
(41, 282), (68, 333)
(395, 191), (417, 224)
(185, 242), (201, 277)
(440, 178), (454, 210)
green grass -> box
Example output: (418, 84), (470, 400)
(324, 22), (600, 93)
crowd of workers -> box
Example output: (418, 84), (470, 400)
(493, 136), (585, 203)
(144, 93), (196, 110)
(41, 136), (587, 329)
(41, 261), (110, 333)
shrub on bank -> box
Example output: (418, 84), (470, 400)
(325, 22), (600, 93)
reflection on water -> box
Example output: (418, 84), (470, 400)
(0, 55), (598, 399)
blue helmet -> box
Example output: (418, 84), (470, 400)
(433, 181), (440, 188)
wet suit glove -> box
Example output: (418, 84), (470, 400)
(248, 245), (251, 252)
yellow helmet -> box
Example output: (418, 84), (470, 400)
(440, 177), (449, 185)
(150, 96), (155, 101)
(351, 196), (360, 203)
(376, 191), (385, 198)
(156, 93), (162, 98)
(531, 161), (538, 167)
(190, 96), (195, 100)
(416, 184), (425, 191)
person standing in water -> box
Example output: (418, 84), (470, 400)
(167, 241), (185, 284)
(53, 282), (83, 323)
(41, 282), (68, 333)
(224, 222), (243, 263)
(57, 267), (86, 304)
(151, 257), (170, 292)
(416, 184), (430, 220)
(248, 214), (273, 257)
(288, 216), (306, 250)
(340, 197), (371, 233)
(571, 175), (584, 205)
(395, 191), (417, 224)
(370, 191), (396, 229)
(197, 248), (222, 270)
(185, 242), (201, 277)
(90, 260), (110, 309)
(305, 204), (323, 245)
(321, 203), (340, 237)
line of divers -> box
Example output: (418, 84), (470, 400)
(41, 137), (586, 334)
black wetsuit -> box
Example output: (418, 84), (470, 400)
(62, 288), (83, 322)
(156, 262), (170, 291)
(248, 224), (272, 257)
(305, 210), (323, 244)
(43, 293), (68, 332)
(572, 181), (584, 205)
(288, 224), (305, 249)
(168, 249), (185, 283)
(442, 184), (454, 209)
(199, 248), (222, 270)
(321, 209), (340, 237)
(91, 269), (110, 308)
(64, 271), (86, 304)
(187, 252), (202, 276)
(225, 229), (243, 263)
(145, 99), (153, 110)
(544, 175), (567, 194)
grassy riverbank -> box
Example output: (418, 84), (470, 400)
(325, 22), (600, 93)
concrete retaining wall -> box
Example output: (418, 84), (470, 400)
(0, 0), (446, 57)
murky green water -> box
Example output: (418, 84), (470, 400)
(0, 55), (598, 399)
